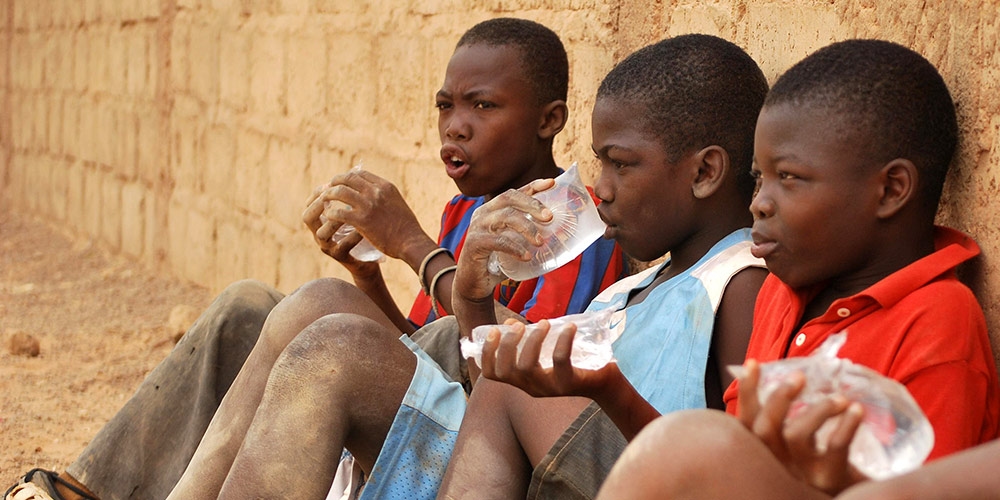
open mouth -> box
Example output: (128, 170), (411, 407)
(442, 147), (471, 180)
(447, 156), (465, 168)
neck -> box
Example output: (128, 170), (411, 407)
(486, 155), (562, 201)
(801, 221), (937, 326)
(663, 204), (753, 281)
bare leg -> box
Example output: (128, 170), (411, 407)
(218, 313), (417, 499)
(439, 379), (589, 499)
(167, 278), (397, 500)
(597, 409), (830, 500)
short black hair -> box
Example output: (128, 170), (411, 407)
(596, 34), (768, 200)
(765, 39), (957, 208)
(457, 18), (568, 105)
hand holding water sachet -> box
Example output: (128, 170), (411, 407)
(460, 307), (624, 398)
(461, 307), (619, 370)
(731, 332), (934, 482)
(317, 164), (386, 262)
(487, 163), (606, 281)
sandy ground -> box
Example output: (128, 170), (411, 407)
(0, 206), (212, 485)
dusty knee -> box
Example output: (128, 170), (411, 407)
(282, 277), (363, 312)
(270, 313), (410, 383)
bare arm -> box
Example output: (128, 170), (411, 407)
(836, 439), (1000, 500)
(706, 266), (768, 408)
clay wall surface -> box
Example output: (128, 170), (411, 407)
(3, 1), (999, 345)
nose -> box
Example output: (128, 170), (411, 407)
(594, 168), (613, 204)
(442, 109), (471, 141)
(749, 182), (773, 220)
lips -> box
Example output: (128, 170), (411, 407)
(441, 145), (471, 180)
(597, 206), (618, 240)
(750, 229), (778, 259)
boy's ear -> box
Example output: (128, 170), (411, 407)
(691, 145), (729, 199)
(537, 100), (568, 140)
(875, 158), (918, 219)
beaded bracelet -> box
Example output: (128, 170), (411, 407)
(429, 265), (458, 317)
(418, 247), (452, 295)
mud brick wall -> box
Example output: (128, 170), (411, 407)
(2, 1), (999, 352)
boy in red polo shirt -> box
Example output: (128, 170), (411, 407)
(594, 39), (1000, 499)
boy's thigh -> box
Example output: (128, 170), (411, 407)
(503, 390), (592, 466)
(527, 402), (626, 500)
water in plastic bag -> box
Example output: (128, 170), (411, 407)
(728, 332), (934, 480)
(488, 163), (606, 281)
(460, 307), (619, 370)
(330, 224), (385, 262)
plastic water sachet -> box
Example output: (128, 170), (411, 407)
(728, 332), (934, 480)
(460, 307), (619, 370)
(488, 163), (606, 281)
(319, 164), (385, 262)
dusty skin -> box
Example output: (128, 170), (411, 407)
(0, 205), (211, 481)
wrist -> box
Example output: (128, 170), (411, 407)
(401, 237), (442, 274)
(418, 247), (453, 296)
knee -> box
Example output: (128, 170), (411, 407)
(601, 410), (746, 498)
(285, 277), (358, 306)
(214, 280), (283, 338)
(270, 313), (403, 382)
(268, 278), (369, 321)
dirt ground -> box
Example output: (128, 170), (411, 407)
(0, 206), (212, 485)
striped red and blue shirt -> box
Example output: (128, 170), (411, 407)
(408, 191), (625, 327)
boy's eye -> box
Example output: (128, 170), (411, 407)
(474, 101), (495, 109)
(778, 171), (798, 180)
(435, 101), (452, 110)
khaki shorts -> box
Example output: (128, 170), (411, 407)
(527, 401), (627, 499)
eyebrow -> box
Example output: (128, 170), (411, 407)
(592, 144), (628, 156)
(436, 88), (493, 101)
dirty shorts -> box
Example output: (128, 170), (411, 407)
(358, 334), (467, 499)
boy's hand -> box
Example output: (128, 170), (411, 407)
(454, 179), (556, 302)
(735, 360), (868, 495)
(300, 182), (378, 277)
(304, 169), (429, 261)
(479, 319), (619, 399)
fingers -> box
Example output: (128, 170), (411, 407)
(302, 184), (329, 231)
(327, 228), (364, 262)
(516, 320), (549, 372)
(782, 396), (859, 458)
(496, 188), (554, 226)
(480, 327), (502, 379)
(550, 322), (577, 382)
(752, 371), (805, 454)
(736, 359), (762, 427)
(492, 323), (526, 380)
(315, 219), (338, 242)
(520, 178), (556, 197)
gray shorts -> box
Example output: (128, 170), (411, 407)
(527, 401), (627, 499)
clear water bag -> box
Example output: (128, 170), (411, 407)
(488, 163), (606, 281)
(460, 307), (619, 371)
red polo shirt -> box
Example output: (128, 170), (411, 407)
(725, 226), (1000, 460)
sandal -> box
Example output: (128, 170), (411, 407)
(4, 469), (98, 500)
